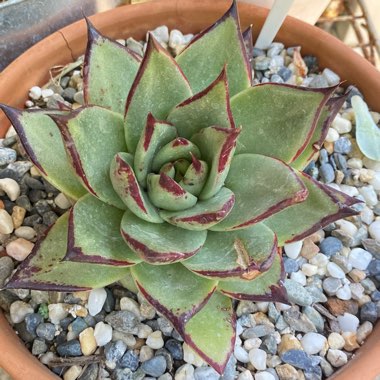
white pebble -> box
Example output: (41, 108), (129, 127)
(6, 238), (34, 261)
(88, 288), (107, 316)
(284, 240), (303, 259)
(325, 127), (339, 142)
(337, 313), (359, 333)
(339, 185), (359, 197)
(361, 206), (374, 225)
(48, 303), (69, 324)
(336, 220), (358, 236)
(322, 68), (341, 86)
(146, 330), (164, 349)
(120, 297), (142, 319)
(94, 321), (112, 346)
(244, 338), (262, 350)
(149, 25), (169, 44)
(326, 262), (345, 279)
(138, 323), (153, 339)
(310, 253), (329, 267)
(169, 29), (185, 48)
(300, 332), (327, 355)
(331, 115), (352, 134)
(363, 157), (380, 171)
(15, 226), (37, 240)
(140, 345), (154, 362)
(234, 345), (249, 363)
(327, 349), (347, 367)
(336, 284), (352, 300)
(55, 193), (72, 209)
(369, 172), (380, 191)
(359, 186), (378, 207)
(0, 209), (14, 234)
(249, 348), (267, 370)
(10, 300), (34, 323)
(369, 220), (380, 241)
(290, 270), (307, 285)
(0, 178), (20, 201)
(328, 332), (345, 350)
(63, 365), (82, 380)
(41, 88), (54, 98)
(349, 248), (372, 270)
(301, 263), (318, 276)
(238, 370), (253, 380)
(175, 363), (194, 380)
(255, 372), (275, 380)
(347, 158), (363, 169)
(29, 86), (42, 100)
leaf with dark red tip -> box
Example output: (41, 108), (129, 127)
(264, 171), (359, 245)
(179, 155), (209, 197)
(0, 106), (86, 200)
(83, 19), (141, 114)
(65, 194), (140, 266)
(6, 213), (129, 291)
(52, 106), (126, 209)
(211, 154), (308, 231)
(183, 223), (277, 280)
(167, 67), (235, 139)
(160, 187), (235, 231)
(124, 34), (192, 153)
(183, 292), (236, 374)
(192, 126), (241, 200)
(218, 250), (287, 302)
(230, 83), (337, 163)
(121, 210), (207, 264)
(176, 0), (251, 96)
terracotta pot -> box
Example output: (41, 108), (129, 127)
(0, 1), (379, 379)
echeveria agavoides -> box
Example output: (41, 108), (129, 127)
(0, 1), (359, 373)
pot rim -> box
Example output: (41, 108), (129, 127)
(0, 1), (379, 379)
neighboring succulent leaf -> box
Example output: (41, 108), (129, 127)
(110, 152), (162, 223)
(0, 106), (85, 200)
(124, 35), (192, 153)
(183, 223), (276, 280)
(230, 84), (336, 162)
(218, 250), (287, 302)
(166, 67), (235, 139)
(179, 155), (209, 197)
(6, 213), (128, 291)
(52, 106), (126, 209)
(264, 171), (359, 245)
(134, 113), (177, 188)
(119, 268), (139, 294)
(65, 194), (141, 265)
(192, 126), (241, 200)
(83, 19), (141, 114)
(211, 154), (308, 231)
(352, 95), (380, 161)
(291, 94), (348, 170)
(121, 210), (207, 264)
(183, 292), (235, 374)
(176, 1), (251, 96)
(242, 25), (253, 59)
(147, 173), (198, 211)
(160, 187), (235, 231)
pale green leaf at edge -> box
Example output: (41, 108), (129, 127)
(0, 108), (86, 200)
(352, 95), (380, 161)
(67, 194), (141, 265)
(83, 21), (141, 114)
(176, 2), (251, 97)
(119, 269), (139, 294)
(183, 292), (235, 374)
(6, 213), (129, 291)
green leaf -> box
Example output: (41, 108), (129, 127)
(83, 19), (141, 114)
(118, 268), (139, 294)
(192, 126), (241, 200)
(147, 173), (198, 211)
(160, 187), (235, 231)
(179, 155), (209, 197)
(134, 113), (177, 188)
(176, 1), (251, 97)
(183, 292), (235, 374)
(52, 106), (126, 209)
(110, 152), (163, 223)
(65, 194), (141, 265)
(211, 154), (308, 231)
(121, 210), (207, 264)
(166, 67), (235, 139)
(242, 25), (253, 59)
(124, 35), (192, 153)
(183, 223), (276, 280)
(291, 94), (347, 170)
(6, 213), (129, 291)
(352, 95), (380, 161)
(230, 84), (336, 162)
(264, 171), (359, 245)
(218, 250), (287, 302)
(0, 106), (86, 200)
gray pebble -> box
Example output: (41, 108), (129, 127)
(242, 324), (274, 338)
(119, 349), (139, 371)
(165, 339), (183, 360)
(253, 56), (271, 70)
(104, 311), (139, 334)
(36, 322), (56, 341)
(16, 195), (32, 211)
(278, 66), (292, 82)
(70, 317), (88, 337)
(270, 74), (284, 83)
(368, 260), (380, 276)
(220, 355), (237, 380)
(105, 340), (127, 363)
(267, 42), (284, 57)
(284, 279), (313, 306)
(319, 356), (334, 377)
(156, 348), (173, 372)
(253, 48), (265, 57)
(0, 256), (14, 287)
(323, 277), (342, 296)
(319, 163), (335, 183)
(57, 340), (82, 356)
(25, 313), (43, 335)
(261, 334), (278, 354)
(0, 148), (17, 166)
(62, 87), (77, 102)
(303, 306), (325, 333)
(319, 237), (343, 257)
(43, 211), (58, 226)
(112, 368), (133, 380)
(24, 176), (45, 190)
(268, 302), (281, 323)
(334, 137), (352, 154)
(157, 317), (173, 336)
(281, 349), (317, 370)
(305, 286), (327, 303)
(78, 363), (99, 380)
(141, 355), (166, 377)
(360, 302), (377, 323)
(309, 75), (329, 88)
(32, 338), (48, 355)
(194, 366), (219, 380)
(284, 258), (299, 273)
(283, 308), (317, 333)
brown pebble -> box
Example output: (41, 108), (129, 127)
(357, 321), (373, 344)
(0, 200), (4, 209)
(326, 298), (359, 316)
(308, 230), (325, 243)
(276, 363), (299, 380)
(342, 332), (360, 351)
(132, 338), (146, 350)
(300, 238), (319, 260)
(278, 334), (302, 355)
(324, 141), (334, 154)
(348, 269), (366, 283)
(11, 206), (26, 229)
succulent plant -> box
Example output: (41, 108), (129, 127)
(1, 1), (359, 372)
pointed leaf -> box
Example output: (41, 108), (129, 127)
(192, 126), (241, 200)
(119, 269), (139, 294)
(147, 173), (198, 211)
(166, 67), (235, 139)
(179, 155), (209, 197)
(183, 292), (235, 374)
(65, 194), (141, 265)
(160, 187), (235, 231)
(218, 250), (287, 302)
(176, 1), (251, 96)
(110, 152), (162, 223)
(230, 84), (336, 162)
(211, 154), (308, 231)
(124, 35), (192, 153)
(264, 171), (359, 245)
(134, 113), (177, 188)
(0, 106), (85, 200)
(242, 25), (253, 60)
(83, 19), (141, 114)
(183, 223), (277, 280)
(6, 213), (128, 291)
(52, 106), (126, 209)
(121, 210), (207, 264)
(352, 95), (380, 161)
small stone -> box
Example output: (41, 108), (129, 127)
(290, 270), (306, 286)
(336, 284), (352, 301)
(322, 277), (342, 296)
(63, 365), (82, 380)
(328, 332), (345, 350)
(169, 29), (185, 48)
(194, 367), (219, 380)
(0, 209), (13, 234)
(301, 263), (318, 277)
(88, 288), (107, 316)
(305, 286), (327, 304)
(6, 238), (34, 261)
(319, 163), (335, 183)
(337, 313), (359, 332)
(11, 206), (26, 229)
(105, 340), (127, 363)
(0, 178), (20, 201)
(303, 307), (324, 333)
(309, 75), (328, 88)
(0, 256), (13, 286)
(278, 334), (302, 355)
(104, 311), (139, 334)
(357, 321), (373, 344)
(234, 345), (249, 363)
(29, 86), (42, 99)
(326, 262), (345, 279)
(347, 248), (372, 270)
(255, 372), (275, 380)
(300, 333), (327, 355)
(284, 241), (303, 259)
(137, 323), (153, 339)
(248, 348), (267, 370)
(120, 297), (142, 319)
(325, 127), (340, 143)
(276, 364), (299, 380)
(54, 193), (71, 209)
(79, 327), (97, 355)
(284, 279), (313, 306)
(10, 300), (34, 323)
(150, 25), (169, 44)
(175, 363), (194, 380)
(146, 330), (164, 349)
(112, 330), (136, 347)
(119, 349), (139, 371)
(57, 340), (82, 357)
(140, 300), (156, 319)
(36, 322), (56, 341)
(319, 237), (343, 257)
(360, 302), (377, 323)
(25, 312), (43, 335)
(342, 331), (359, 351)
(32, 338), (48, 355)
(283, 258), (299, 273)
(165, 339), (183, 360)
(332, 114), (352, 134)
(369, 221), (380, 241)
(141, 355), (166, 377)
(327, 349), (347, 367)
(283, 308), (316, 333)
(300, 238), (319, 260)
(140, 345), (154, 362)
(93, 322), (112, 347)
(243, 325), (274, 339)
(69, 318), (88, 337)
(14, 226), (36, 241)
(238, 370), (253, 380)
(322, 68), (340, 86)
(281, 349), (315, 370)
(254, 56), (271, 71)
(278, 67), (292, 82)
